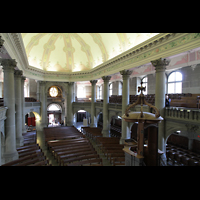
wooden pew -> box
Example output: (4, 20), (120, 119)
(14, 156), (46, 166)
(112, 157), (125, 166)
(1, 152), (44, 166)
(55, 146), (95, 161)
(66, 158), (103, 166)
(109, 153), (125, 163)
(29, 160), (51, 166)
(62, 154), (100, 166)
(60, 150), (98, 166)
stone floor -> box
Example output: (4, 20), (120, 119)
(36, 124), (112, 166)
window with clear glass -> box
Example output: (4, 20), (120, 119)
(109, 83), (113, 97)
(77, 85), (85, 98)
(49, 86), (58, 97)
(118, 82), (122, 95)
(142, 76), (148, 95)
(99, 85), (102, 99)
(168, 72), (182, 93)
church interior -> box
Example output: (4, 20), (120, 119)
(0, 33), (200, 166)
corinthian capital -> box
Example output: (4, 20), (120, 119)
(0, 36), (5, 48)
(151, 58), (170, 72)
(0, 59), (17, 71)
(21, 76), (26, 82)
(90, 80), (97, 85)
(120, 69), (133, 79)
(102, 76), (111, 82)
(14, 70), (23, 77)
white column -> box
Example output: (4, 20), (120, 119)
(67, 82), (74, 126)
(39, 81), (47, 128)
(36, 80), (40, 101)
(101, 76), (111, 137)
(0, 82), (2, 97)
(21, 76), (27, 133)
(90, 80), (97, 127)
(64, 82), (68, 126)
(0, 59), (18, 163)
(120, 69), (132, 144)
(14, 70), (24, 147)
(151, 58), (170, 152)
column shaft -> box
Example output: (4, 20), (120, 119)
(90, 80), (97, 127)
(21, 76), (27, 133)
(67, 82), (74, 126)
(120, 70), (132, 144)
(101, 76), (111, 137)
(39, 81), (47, 128)
(151, 58), (170, 152)
(14, 70), (24, 147)
(0, 59), (19, 163)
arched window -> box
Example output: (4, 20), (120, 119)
(47, 103), (62, 112)
(168, 71), (182, 94)
(109, 83), (113, 97)
(77, 85), (85, 98)
(118, 81), (123, 95)
(142, 76), (148, 95)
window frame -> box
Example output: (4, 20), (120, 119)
(167, 71), (182, 94)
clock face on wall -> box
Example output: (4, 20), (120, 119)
(49, 86), (58, 97)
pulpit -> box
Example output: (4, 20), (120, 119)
(122, 81), (163, 166)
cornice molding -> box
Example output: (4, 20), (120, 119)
(1, 33), (200, 82)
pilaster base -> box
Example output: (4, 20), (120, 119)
(101, 129), (110, 137)
(120, 138), (126, 144)
(22, 128), (27, 133)
(90, 123), (97, 128)
(66, 121), (74, 126)
(16, 136), (24, 147)
(3, 151), (19, 164)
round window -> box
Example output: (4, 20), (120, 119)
(49, 86), (58, 97)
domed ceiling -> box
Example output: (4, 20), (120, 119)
(21, 33), (158, 73)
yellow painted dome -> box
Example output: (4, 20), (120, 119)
(21, 33), (158, 73)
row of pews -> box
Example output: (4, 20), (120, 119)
(44, 126), (103, 166)
(82, 127), (125, 166)
(2, 130), (50, 166)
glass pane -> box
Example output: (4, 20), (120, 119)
(109, 89), (112, 96)
(143, 77), (147, 83)
(175, 72), (182, 81)
(143, 83), (147, 95)
(175, 82), (182, 93)
(168, 83), (174, 93)
(168, 72), (175, 82)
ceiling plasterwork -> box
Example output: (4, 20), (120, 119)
(1, 33), (200, 82)
(21, 33), (158, 73)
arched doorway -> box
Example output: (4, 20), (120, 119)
(75, 110), (91, 130)
(97, 112), (103, 129)
(25, 111), (41, 131)
(110, 115), (121, 137)
(47, 103), (62, 127)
